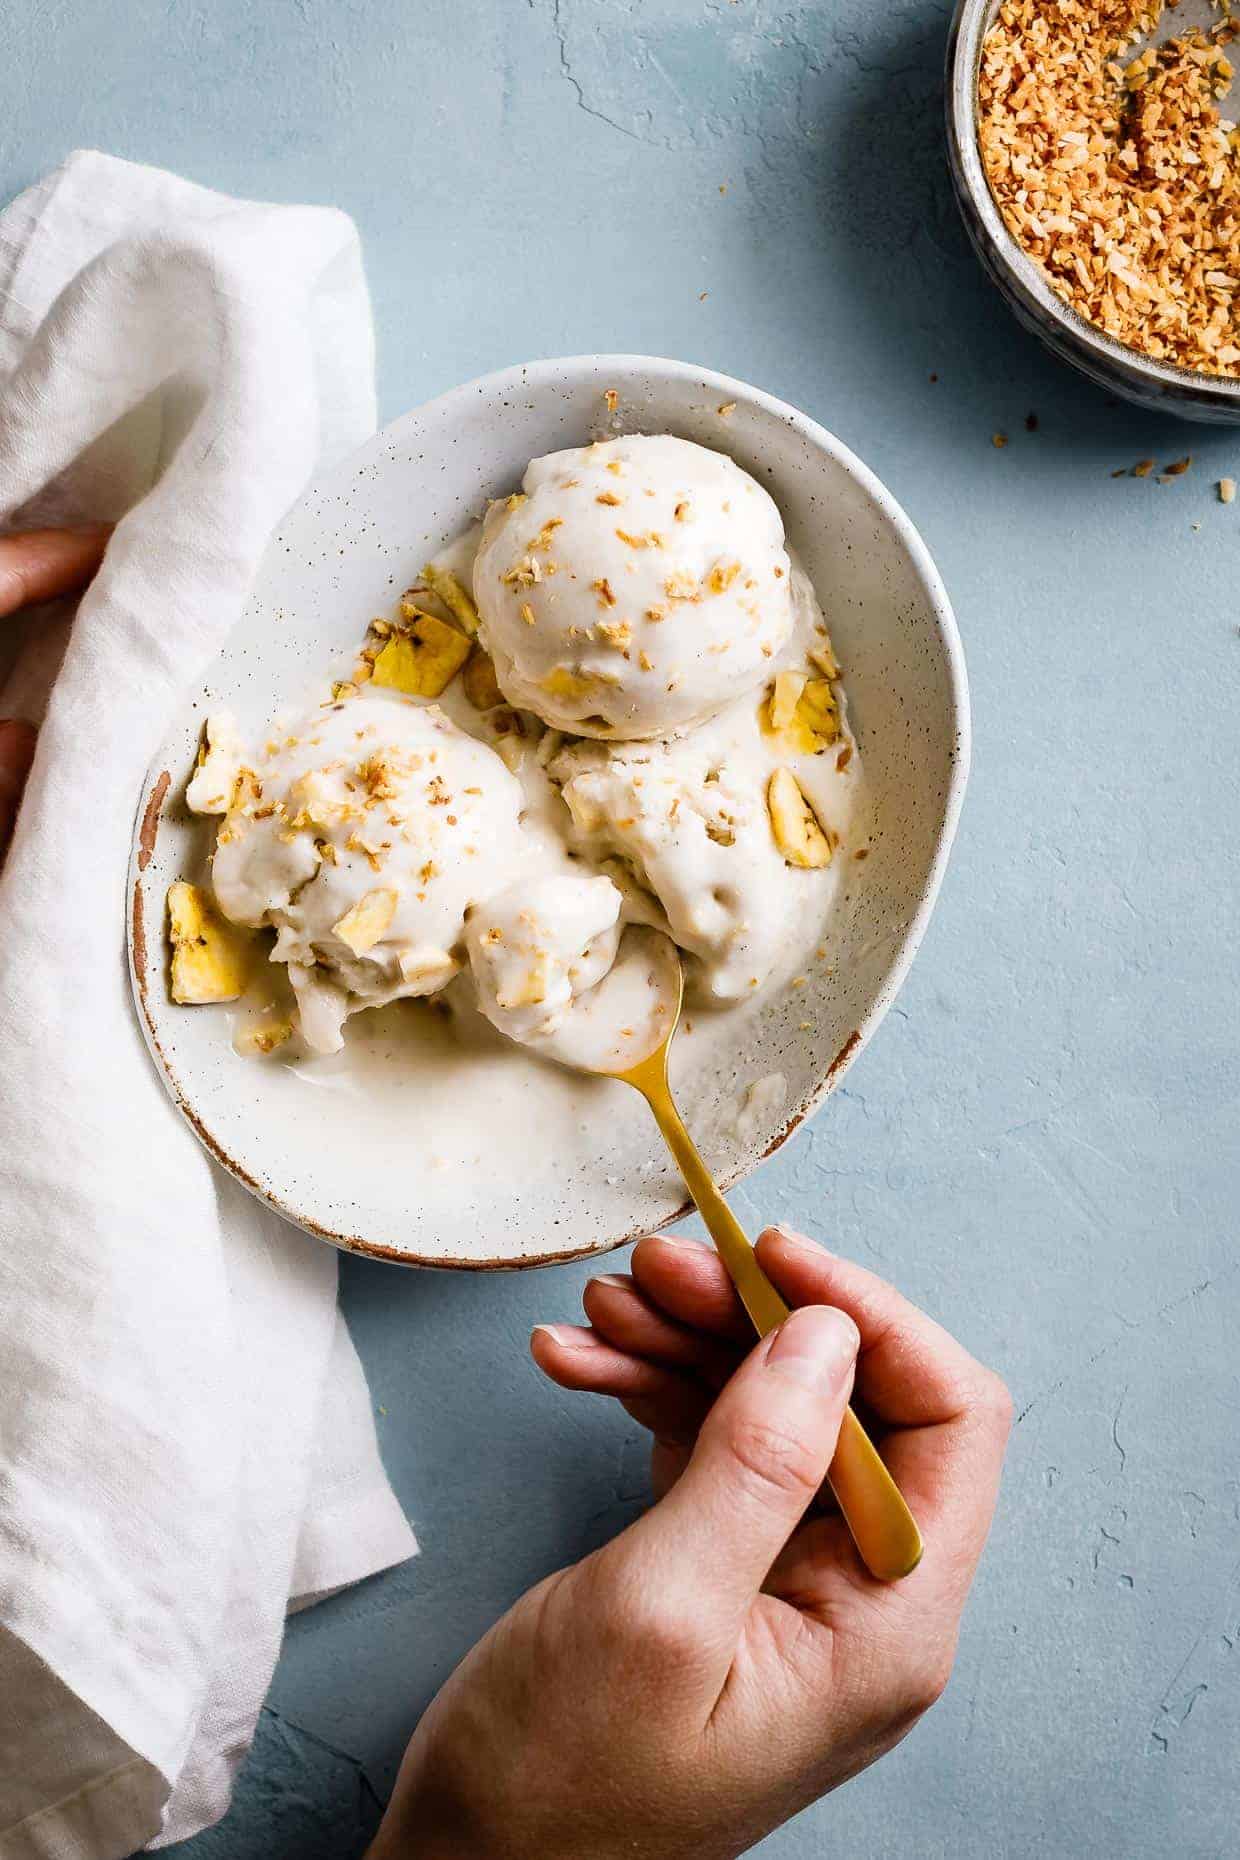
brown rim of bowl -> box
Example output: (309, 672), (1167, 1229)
(946, 0), (1240, 423)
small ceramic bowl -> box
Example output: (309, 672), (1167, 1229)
(130, 355), (969, 1269)
(947, 0), (1240, 423)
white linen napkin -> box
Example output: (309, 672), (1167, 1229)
(0, 151), (417, 1858)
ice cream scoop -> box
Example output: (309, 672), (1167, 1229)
(472, 433), (795, 739)
(464, 872), (622, 1045)
(209, 689), (523, 1053)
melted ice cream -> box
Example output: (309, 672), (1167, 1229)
(211, 691), (523, 1052)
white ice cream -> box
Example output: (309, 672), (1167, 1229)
(472, 433), (794, 740)
(210, 689), (523, 1052)
(186, 437), (863, 1068)
(464, 872), (622, 1045)
(505, 924), (682, 1075)
(548, 691), (854, 1002)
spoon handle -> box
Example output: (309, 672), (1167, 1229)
(635, 1070), (923, 1582)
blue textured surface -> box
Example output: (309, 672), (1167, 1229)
(4, 2), (1240, 1855)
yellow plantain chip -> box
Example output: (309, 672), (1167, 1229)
(168, 882), (253, 1003)
(371, 612), (471, 698)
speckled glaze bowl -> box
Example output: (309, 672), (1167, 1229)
(129, 356), (969, 1269)
(947, 0), (1240, 423)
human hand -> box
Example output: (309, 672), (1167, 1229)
(369, 1228), (1010, 1860)
(0, 526), (110, 856)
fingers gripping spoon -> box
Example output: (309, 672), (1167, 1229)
(544, 929), (923, 1583)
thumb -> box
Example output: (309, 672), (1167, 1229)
(0, 524), (111, 619)
(615, 1305), (859, 1655)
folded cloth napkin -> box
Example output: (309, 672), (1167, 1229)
(0, 151), (417, 1858)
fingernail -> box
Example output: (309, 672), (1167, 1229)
(767, 1224), (833, 1258)
(765, 1306), (859, 1391)
(531, 1323), (584, 1349)
(590, 1274), (630, 1290)
(651, 1232), (704, 1249)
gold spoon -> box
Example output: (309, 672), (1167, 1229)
(549, 928), (923, 1583)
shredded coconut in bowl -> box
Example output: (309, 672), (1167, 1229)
(978, 0), (1240, 376)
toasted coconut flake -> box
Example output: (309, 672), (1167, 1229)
(706, 560), (742, 594)
(664, 570), (700, 602)
(596, 619), (633, 650)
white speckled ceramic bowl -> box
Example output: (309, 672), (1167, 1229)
(129, 356), (969, 1268)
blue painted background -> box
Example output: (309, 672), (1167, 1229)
(3, 1), (1238, 1854)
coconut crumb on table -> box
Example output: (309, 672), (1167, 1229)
(978, 0), (1240, 377)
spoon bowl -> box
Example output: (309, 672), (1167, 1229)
(525, 928), (683, 1078)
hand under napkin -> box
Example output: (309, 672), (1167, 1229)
(0, 152), (417, 1858)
